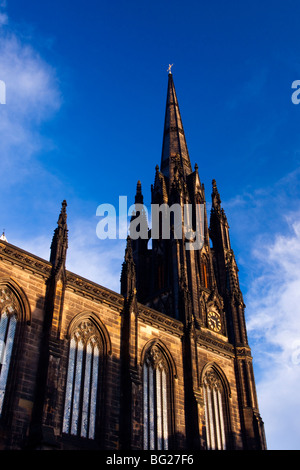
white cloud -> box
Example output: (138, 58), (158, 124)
(0, 10), (61, 187)
(245, 215), (300, 450)
(0, 12), (7, 26)
(0, 35), (60, 117)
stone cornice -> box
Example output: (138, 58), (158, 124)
(0, 241), (124, 310)
(137, 304), (184, 338)
(65, 271), (124, 311)
(235, 345), (253, 359)
(195, 330), (235, 358)
(0, 240), (52, 278)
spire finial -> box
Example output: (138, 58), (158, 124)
(167, 63), (174, 74)
(58, 200), (67, 224)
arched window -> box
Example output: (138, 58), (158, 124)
(62, 319), (101, 440)
(202, 262), (208, 289)
(199, 254), (210, 290)
(203, 367), (229, 450)
(143, 343), (173, 450)
(0, 308), (17, 415)
(0, 282), (30, 418)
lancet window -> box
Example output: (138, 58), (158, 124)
(203, 368), (228, 450)
(0, 287), (21, 416)
(63, 320), (100, 439)
(143, 344), (170, 450)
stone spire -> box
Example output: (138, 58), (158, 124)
(50, 200), (68, 276)
(160, 72), (192, 184)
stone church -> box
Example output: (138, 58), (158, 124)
(0, 72), (266, 450)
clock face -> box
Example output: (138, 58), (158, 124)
(207, 311), (221, 332)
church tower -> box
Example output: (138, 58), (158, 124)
(0, 70), (266, 451)
(129, 71), (266, 450)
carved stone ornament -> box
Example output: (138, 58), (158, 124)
(73, 320), (99, 347)
(203, 369), (221, 391)
(145, 344), (165, 368)
(0, 287), (19, 316)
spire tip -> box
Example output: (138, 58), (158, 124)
(167, 63), (174, 74)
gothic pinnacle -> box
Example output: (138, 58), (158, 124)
(135, 180), (143, 204)
(211, 179), (221, 213)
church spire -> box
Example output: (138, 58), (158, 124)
(160, 72), (192, 182)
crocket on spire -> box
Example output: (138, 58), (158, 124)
(160, 72), (192, 184)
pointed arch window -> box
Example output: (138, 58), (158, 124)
(143, 344), (170, 450)
(202, 262), (208, 289)
(203, 368), (228, 450)
(0, 307), (17, 415)
(62, 320), (101, 439)
(0, 282), (30, 418)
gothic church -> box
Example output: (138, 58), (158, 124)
(0, 72), (266, 450)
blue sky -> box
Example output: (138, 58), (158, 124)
(1, 0), (300, 450)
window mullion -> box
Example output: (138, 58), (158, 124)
(203, 385), (211, 450)
(156, 366), (162, 450)
(213, 387), (222, 449)
(71, 340), (83, 435)
(69, 340), (78, 434)
(62, 338), (76, 434)
(89, 344), (99, 439)
(162, 367), (168, 450)
(78, 345), (87, 437)
(143, 363), (149, 449)
(207, 386), (215, 449)
(149, 364), (155, 450)
(81, 342), (92, 438)
(87, 344), (93, 438)
(217, 389), (226, 449)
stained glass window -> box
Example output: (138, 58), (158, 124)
(143, 345), (169, 450)
(203, 369), (227, 450)
(0, 310), (17, 415)
(63, 320), (100, 439)
(0, 286), (20, 417)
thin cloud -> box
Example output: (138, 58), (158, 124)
(0, 9), (61, 186)
(0, 5), (65, 244)
(221, 170), (300, 449)
(245, 215), (300, 450)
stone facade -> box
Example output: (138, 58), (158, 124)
(0, 73), (266, 450)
